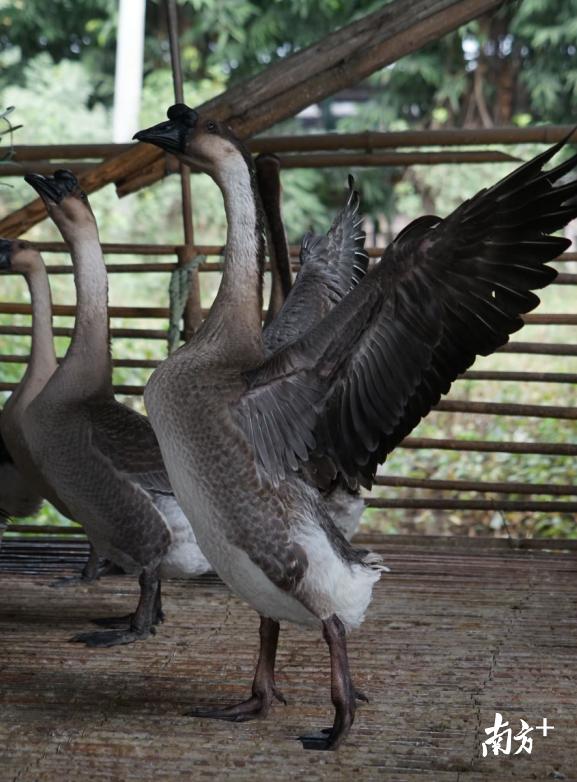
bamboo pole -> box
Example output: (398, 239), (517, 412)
(1, 354), (575, 384)
(373, 475), (577, 496)
(0, 302), (573, 326)
(0, 149), (522, 176)
(8, 125), (576, 163)
(16, 241), (577, 263)
(366, 497), (577, 511)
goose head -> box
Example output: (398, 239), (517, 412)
(0, 239), (42, 275)
(25, 170), (96, 244)
(134, 104), (250, 180)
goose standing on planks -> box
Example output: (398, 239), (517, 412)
(135, 105), (577, 750)
(0, 241), (60, 531)
(0, 240), (56, 512)
(22, 171), (211, 647)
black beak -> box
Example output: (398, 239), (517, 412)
(25, 173), (62, 202)
(134, 103), (199, 154)
(25, 170), (79, 203)
(133, 119), (186, 155)
(0, 239), (12, 271)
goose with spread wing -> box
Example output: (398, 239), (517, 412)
(136, 105), (577, 750)
(22, 171), (212, 647)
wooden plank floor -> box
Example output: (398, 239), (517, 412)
(1, 536), (576, 781)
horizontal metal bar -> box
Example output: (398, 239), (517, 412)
(37, 241), (181, 255)
(0, 382), (146, 395)
(5, 378), (569, 419)
(5, 524), (83, 535)
(254, 150), (521, 168)
(0, 354), (160, 369)
(374, 475), (577, 496)
(1, 302), (573, 327)
(461, 370), (577, 383)
(20, 241), (577, 262)
(401, 437), (577, 456)
(0, 302), (169, 319)
(44, 262), (179, 274)
(21, 262), (577, 282)
(366, 497), (577, 511)
(9, 127), (575, 161)
(434, 399), (576, 420)
(522, 314), (577, 325)
(556, 273), (577, 285)
(497, 342), (577, 356)
(251, 125), (577, 152)
(4, 380), (574, 416)
(0, 327), (574, 357)
(1, 356), (573, 384)
(0, 150), (523, 176)
(0, 325), (168, 339)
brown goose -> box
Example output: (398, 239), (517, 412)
(22, 171), (211, 647)
(0, 239), (116, 582)
(136, 105), (577, 750)
(0, 243), (44, 529)
(0, 240), (57, 531)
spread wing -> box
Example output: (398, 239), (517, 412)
(263, 176), (368, 355)
(235, 136), (577, 489)
(86, 399), (173, 494)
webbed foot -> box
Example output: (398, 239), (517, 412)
(187, 686), (286, 723)
(299, 727), (336, 751)
(70, 627), (153, 648)
(91, 605), (165, 628)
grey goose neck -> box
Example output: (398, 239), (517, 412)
(193, 153), (266, 364)
(58, 226), (113, 397)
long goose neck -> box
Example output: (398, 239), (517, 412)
(5, 261), (57, 416)
(201, 154), (265, 361)
(61, 224), (113, 395)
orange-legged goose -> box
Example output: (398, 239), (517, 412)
(136, 105), (577, 749)
(22, 171), (211, 647)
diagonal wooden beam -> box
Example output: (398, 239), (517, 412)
(0, 0), (504, 238)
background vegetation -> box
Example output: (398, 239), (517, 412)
(0, 0), (575, 538)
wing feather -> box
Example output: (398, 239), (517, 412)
(235, 136), (577, 488)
